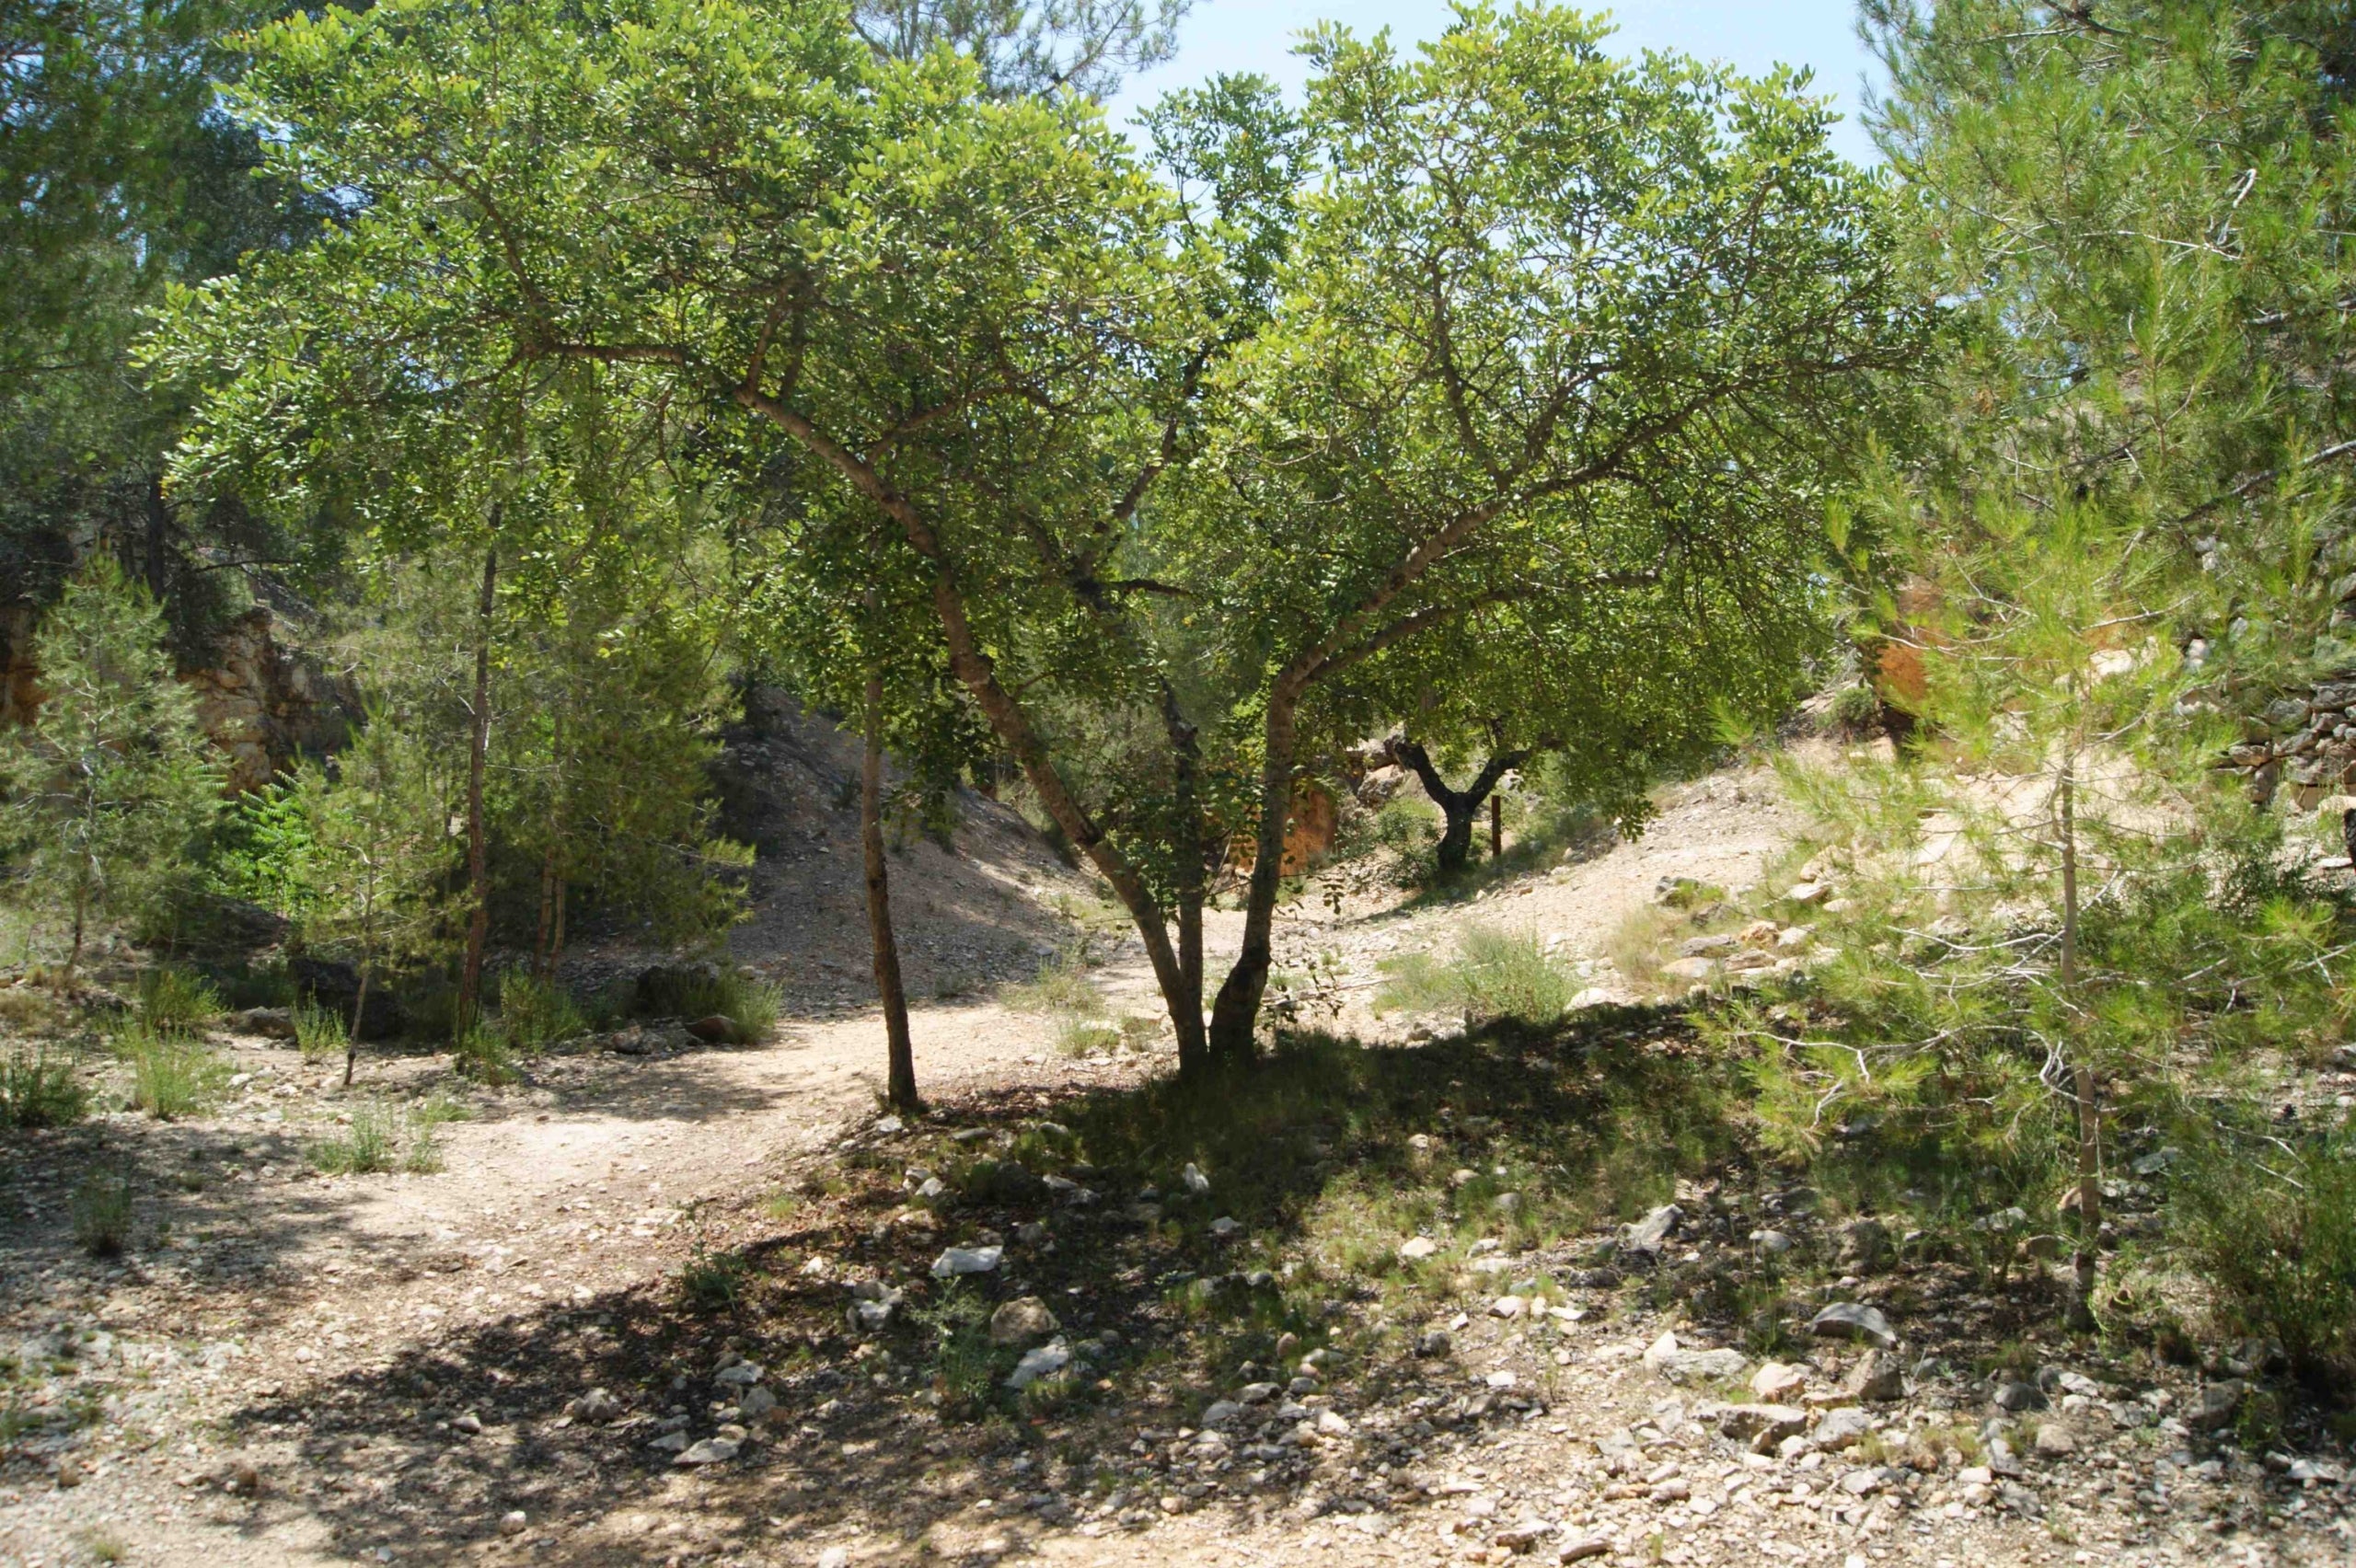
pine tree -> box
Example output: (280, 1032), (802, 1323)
(0, 558), (221, 974)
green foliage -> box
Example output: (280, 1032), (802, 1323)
(0, 559), (222, 972)
(0, 1049), (87, 1129)
(495, 968), (585, 1051)
(292, 999), (347, 1062)
(1001, 950), (1108, 1019)
(135, 967), (222, 1033)
(910, 1286), (999, 1416)
(451, 1025), (518, 1087)
(679, 1247), (748, 1312)
(2177, 1125), (2356, 1391)
(308, 1102), (402, 1175)
(71, 1169), (133, 1258)
(1374, 926), (1572, 1028)
(634, 968), (780, 1043)
(119, 1026), (225, 1119)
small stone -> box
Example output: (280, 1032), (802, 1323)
(818, 1550), (851, 1568)
(713, 1361), (763, 1388)
(1557, 1538), (1611, 1563)
(1719, 1404), (1809, 1446)
(988, 1297), (1060, 1347)
(2034, 1423), (2077, 1458)
(1785, 881), (1831, 905)
(1622, 1204), (1682, 1254)
(1007, 1339), (1071, 1390)
(1202, 1400), (1246, 1428)
(1399, 1236), (1439, 1261)
(1491, 1296), (1527, 1320)
(1837, 1217), (1891, 1273)
(1993, 1380), (2045, 1413)
(930, 1245), (1002, 1278)
(573, 1387), (622, 1423)
(647, 1431), (689, 1453)
(2189, 1379), (2246, 1431)
(1815, 1407), (1873, 1451)
(1208, 1216), (1242, 1239)
(1837, 1468), (1883, 1496)
(1751, 1362), (1807, 1402)
(1315, 1410), (1352, 1437)
(1807, 1301), (1897, 1348)
(676, 1436), (739, 1465)
(1238, 1381), (1278, 1404)
(1415, 1331), (1452, 1358)
(1495, 1518), (1553, 1551)
(1845, 1348), (1906, 1402)
(453, 1412), (484, 1435)
(1649, 1479), (1691, 1504)
(1661, 956), (1716, 982)
(500, 1510), (528, 1537)
(1750, 1228), (1794, 1256)
(685, 1014), (742, 1044)
(739, 1385), (778, 1421)
(1183, 1162), (1211, 1195)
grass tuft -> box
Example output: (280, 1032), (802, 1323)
(136, 967), (223, 1033)
(496, 967), (586, 1050)
(119, 1027), (225, 1120)
(293, 999), (348, 1062)
(72, 1169), (133, 1257)
(1373, 925), (1570, 1027)
(308, 1102), (402, 1174)
(0, 1048), (87, 1128)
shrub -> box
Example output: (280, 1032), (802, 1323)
(1373, 925), (1570, 1027)
(308, 1102), (401, 1175)
(496, 968), (586, 1050)
(680, 1246), (747, 1311)
(120, 1028), (224, 1119)
(293, 999), (348, 1061)
(136, 967), (222, 1033)
(1604, 904), (1681, 988)
(72, 1169), (133, 1257)
(0, 1049), (87, 1129)
(633, 965), (780, 1042)
(1825, 683), (1882, 736)
(0, 983), (62, 1033)
(2177, 1129), (2356, 1391)
(1001, 949), (1107, 1018)
(1054, 1019), (1122, 1057)
(452, 1025), (519, 1086)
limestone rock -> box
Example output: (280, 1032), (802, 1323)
(988, 1297), (1059, 1347)
(1808, 1301), (1897, 1348)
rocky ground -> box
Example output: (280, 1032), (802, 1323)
(3, 755), (2351, 1568)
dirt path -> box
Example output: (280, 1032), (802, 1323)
(13, 750), (2339, 1568)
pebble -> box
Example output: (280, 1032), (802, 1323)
(931, 1245), (1002, 1278)
(499, 1510), (528, 1536)
(675, 1436), (740, 1466)
(1808, 1301), (1898, 1348)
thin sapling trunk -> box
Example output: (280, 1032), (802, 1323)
(456, 545), (497, 1041)
(862, 674), (918, 1110)
(2058, 759), (2103, 1328)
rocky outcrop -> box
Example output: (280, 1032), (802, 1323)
(2, 599), (355, 793)
(179, 606), (357, 792)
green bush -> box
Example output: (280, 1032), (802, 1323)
(294, 999), (349, 1061)
(452, 1025), (519, 1086)
(0, 1049), (87, 1129)
(1373, 925), (1570, 1027)
(136, 967), (222, 1033)
(680, 1246), (747, 1311)
(120, 1028), (225, 1120)
(308, 1102), (401, 1174)
(1001, 949), (1107, 1019)
(2177, 1129), (2356, 1391)
(496, 968), (586, 1050)
(1054, 1019), (1122, 1057)
(72, 1169), (133, 1257)
(633, 965), (780, 1042)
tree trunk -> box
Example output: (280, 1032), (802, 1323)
(1161, 681), (1207, 1077)
(2059, 761), (2102, 1328)
(455, 546), (497, 1041)
(533, 846), (558, 981)
(863, 675), (918, 1110)
(1390, 739), (1531, 878)
(549, 878), (566, 971)
(1207, 686), (1301, 1066)
(144, 477), (172, 605)
(346, 954), (369, 1089)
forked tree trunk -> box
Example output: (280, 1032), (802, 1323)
(1389, 738), (1531, 877)
(862, 675), (918, 1110)
(455, 546), (497, 1041)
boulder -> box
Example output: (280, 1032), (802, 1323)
(684, 1014), (742, 1044)
(1814, 1407), (1873, 1451)
(1845, 1349), (1907, 1402)
(1719, 1404), (1809, 1449)
(1621, 1204), (1682, 1255)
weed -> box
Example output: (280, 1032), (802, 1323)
(452, 1025), (519, 1086)
(410, 1091), (474, 1128)
(293, 999), (348, 1062)
(1054, 1019), (1122, 1057)
(136, 967), (222, 1033)
(308, 1102), (401, 1174)
(402, 1124), (446, 1175)
(2177, 1126), (2356, 1390)
(1825, 684), (1883, 736)
(761, 1191), (801, 1220)
(1373, 925), (1570, 1026)
(78, 1528), (129, 1565)
(912, 1286), (999, 1415)
(0, 983), (61, 1033)
(1001, 950), (1108, 1019)
(496, 967), (586, 1050)
(1604, 905), (1682, 988)
(0, 1048), (87, 1128)
(120, 1027), (224, 1120)
(72, 1169), (133, 1257)
(633, 966), (781, 1041)
(680, 1246), (749, 1311)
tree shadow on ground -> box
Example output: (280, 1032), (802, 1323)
(197, 1007), (1832, 1564)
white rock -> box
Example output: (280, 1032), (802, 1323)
(1182, 1162), (1211, 1195)
(675, 1436), (739, 1465)
(1007, 1339), (1071, 1390)
(1399, 1236), (1439, 1261)
(930, 1245), (1003, 1278)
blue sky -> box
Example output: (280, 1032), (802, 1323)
(1103, 1), (1888, 167)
